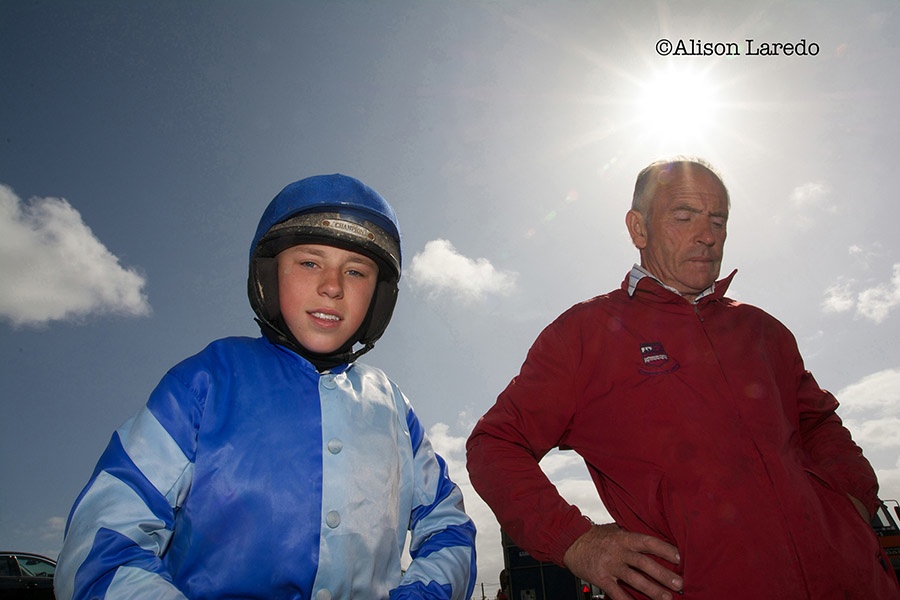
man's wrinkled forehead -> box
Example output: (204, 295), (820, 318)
(650, 162), (728, 204)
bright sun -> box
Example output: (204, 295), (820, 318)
(636, 65), (720, 144)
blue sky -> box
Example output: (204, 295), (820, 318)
(3, 1), (900, 594)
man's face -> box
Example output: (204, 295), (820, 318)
(626, 165), (728, 301)
(276, 243), (378, 354)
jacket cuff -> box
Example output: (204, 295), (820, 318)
(550, 514), (594, 567)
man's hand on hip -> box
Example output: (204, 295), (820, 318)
(563, 523), (683, 600)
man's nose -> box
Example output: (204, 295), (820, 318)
(695, 218), (717, 245)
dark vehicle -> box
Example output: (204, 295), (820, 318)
(500, 530), (604, 600)
(872, 499), (900, 581)
(0, 552), (56, 599)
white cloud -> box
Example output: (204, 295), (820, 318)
(836, 369), (900, 504)
(0, 184), (151, 326)
(837, 368), (900, 419)
(539, 448), (590, 480)
(848, 418), (900, 448)
(876, 456), (900, 507)
(790, 182), (830, 208)
(428, 422), (468, 457)
(407, 239), (517, 304)
(822, 279), (855, 314)
(856, 264), (900, 323)
(821, 263), (900, 323)
(847, 244), (880, 270)
(776, 181), (834, 231)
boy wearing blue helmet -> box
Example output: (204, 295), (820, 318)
(55, 175), (477, 600)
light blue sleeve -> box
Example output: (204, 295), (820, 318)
(391, 397), (477, 600)
(54, 375), (195, 600)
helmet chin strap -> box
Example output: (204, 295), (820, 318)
(255, 312), (376, 373)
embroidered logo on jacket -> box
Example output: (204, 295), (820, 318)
(639, 342), (680, 375)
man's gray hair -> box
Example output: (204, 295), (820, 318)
(631, 156), (730, 217)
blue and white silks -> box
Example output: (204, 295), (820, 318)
(55, 336), (476, 599)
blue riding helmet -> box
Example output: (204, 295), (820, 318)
(248, 174), (401, 369)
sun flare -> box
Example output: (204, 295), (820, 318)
(637, 65), (720, 144)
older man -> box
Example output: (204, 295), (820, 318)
(466, 158), (899, 600)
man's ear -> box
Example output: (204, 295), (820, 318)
(626, 209), (648, 250)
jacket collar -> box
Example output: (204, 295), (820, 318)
(622, 266), (737, 305)
(262, 334), (352, 376)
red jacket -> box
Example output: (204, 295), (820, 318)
(467, 271), (900, 599)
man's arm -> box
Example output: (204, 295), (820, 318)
(466, 321), (681, 599)
(794, 367), (880, 517)
(468, 418), (682, 600)
(466, 321), (596, 563)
